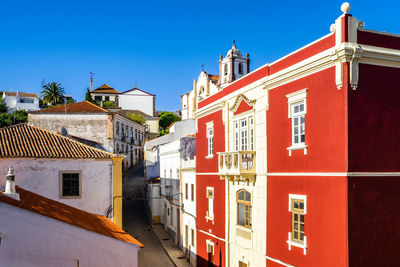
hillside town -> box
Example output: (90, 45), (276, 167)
(1, 3), (400, 267)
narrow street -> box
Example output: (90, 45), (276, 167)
(123, 166), (175, 267)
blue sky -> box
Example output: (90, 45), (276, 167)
(1, 0), (400, 111)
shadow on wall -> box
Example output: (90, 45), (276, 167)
(197, 249), (222, 267)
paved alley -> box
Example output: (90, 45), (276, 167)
(123, 166), (175, 267)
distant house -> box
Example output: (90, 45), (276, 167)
(0, 171), (142, 267)
(0, 123), (125, 227)
(2, 91), (40, 112)
(119, 86), (155, 116)
(28, 101), (145, 170)
(90, 84), (120, 106)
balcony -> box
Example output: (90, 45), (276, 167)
(218, 151), (256, 184)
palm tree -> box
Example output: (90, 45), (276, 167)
(41, 82), (65, 106)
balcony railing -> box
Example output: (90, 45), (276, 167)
(218, 151), (256, 184)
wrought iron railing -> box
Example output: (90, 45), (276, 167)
(218, 151), (256, 177)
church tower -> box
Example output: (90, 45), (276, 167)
(217, 41), (250, 87)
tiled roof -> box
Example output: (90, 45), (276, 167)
(0, 124), (117, 159)
(0, 186), (143, 247)
(4, 92), (38, 98)
(92, 84), (120, 94)
(208, 74), (219, 81)
(30, 101), (109, 114)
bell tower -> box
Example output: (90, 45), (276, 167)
(217, 40), (250, 87)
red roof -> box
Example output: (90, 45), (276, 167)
(4, 92), (38, 98)
(92, 84), (120, 94)
(0, 187), (143, 247)
(30, 101), (109, 114)
(0, 124), (118, 159)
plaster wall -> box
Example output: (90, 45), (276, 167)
(4, 95), (39, 112)
(147, 183), (161, 223)
(0, 202), (139, 267)
(0, 158), (113, 216)
(119, 91), (154, 116)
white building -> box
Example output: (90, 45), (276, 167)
(90, 84), (120, 106)
(28, 101), (145, 170)
(180, 136), (196, 266)
(2, 91), (40, 112)
(0, 123), (125, 227)
(0, 170), (142, 267)
(119, 86), (156, 117)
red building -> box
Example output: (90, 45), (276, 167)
(192, 3), (400, 267)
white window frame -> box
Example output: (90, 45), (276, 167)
(233, 112), (255, 152)
(206, 239), (214, 254)
(287, 194), (307, 255)
(286, 89), (308, 156)
(206, 122), (214, 158)
(206, 187), (214, 222)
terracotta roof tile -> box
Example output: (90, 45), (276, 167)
(0, 187), (143, 247)
(92, 84), (120, 94)
(30, 101), (109, 114)
(0, 124), (118, 159)
(4, 92), (38, 98)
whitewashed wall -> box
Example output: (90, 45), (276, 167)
(0, 202), (139, 267)
(119, 90), (154, 116)
(3, 94), (39, 113)
(181, 169), (196, 265)
(0, 158), (113, 216)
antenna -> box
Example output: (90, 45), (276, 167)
(90, 72), (95, 92)
(201, 63), (205, 72)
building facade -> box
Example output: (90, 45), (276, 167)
(2, 91), (40, 112)
(119, 86), (156, 117)
(90, 84), (120, 106)
(28, 101), (145, 170)
(0, 123), (124, 227)
(191, 3), (400, 267)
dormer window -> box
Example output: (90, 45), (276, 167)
(238, 63), (243, 74)
(224, 64), (228, 76)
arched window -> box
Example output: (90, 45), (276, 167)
(238, 63), (243, 74)
(237, 190), (252, 228)
(224, 64), (228, 76)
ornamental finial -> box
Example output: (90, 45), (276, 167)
(341, 2), (351, 14)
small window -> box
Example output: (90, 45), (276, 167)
(224, 64), (228, 76)
(185, 183), (189, 200)
(104, 96), (110, 101)
(191, 228), (195, 247)
(234, 121), (239, 151)
(170, 169), (173, 178)
(94, 96), (102, 101)
(60, 171), (81, 198)
(286, 89), (307, 155)
(116, 122), (120, 136)
(237, 190), (252, 228)
(238, 63), (243, 74)
(207, 240), (214, 263)
(191, 184), (194, 202)
(291, 199), (305, 243)
(206, 122), (214, 157)
(177, 169), (180, 179)
(206, 187), (214, 219)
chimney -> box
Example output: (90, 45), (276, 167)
(4, 167), (19, 201)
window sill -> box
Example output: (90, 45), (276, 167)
(205, 155), (214, 159)
(287, 144), (308, 156)
(205, 216), (214, 224)
(287, 232), (307, 255)
(236, 224), (253, 232)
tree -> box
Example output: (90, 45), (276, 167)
(158, 111), (181, 134)
(0, 99), (8, 113)
(41, 82), (65, 105)
(102, 101), (116, 108)
(11, 110), (28, 124)
(126, 112), (145, 125)
(0, 113), (11, 127)
(67, 98), (76, 104)
(85, 87), (92, 102)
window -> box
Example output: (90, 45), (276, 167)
(94, 96), (102, 102)
(206, 122), (214, 158)
(287, 194), (307, 254)
(234, 121), (239, 151)
(237, 190), (252, 228)
(286, 89), (308, 156)
(116, 144), (120, 153)
(164, 169), (167, 178)
(291, 199), (305, 243)
(224, 64), (228, 76)
(177, 169), (180, 179)
(206, 240), (214, 263)
(238, 63), (243, 74)
(185, 183), (188, 200)
(191, 228), (195, 247)
(19, 98), (34, 103)
(191, 184), (194, 201)
(249, 117), (254, 150)
(116, 122), (120, 136)
(104, 96), (109, 101)
(60, 171), (81, 198)
(206, 187), (214, 219)
(185, 225), (189, 247)
(170, 206), (173, 225)
(170, 169), (172, 178)
(240, 119), (248, 151)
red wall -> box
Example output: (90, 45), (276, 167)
(267, 67), (347, 172)
(358, 30), (400, 50)
(348, 64), (400, 172)
(348, 176), (400, 266)
(267, 176), (348, 267)
(196, 110), (226, 266)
